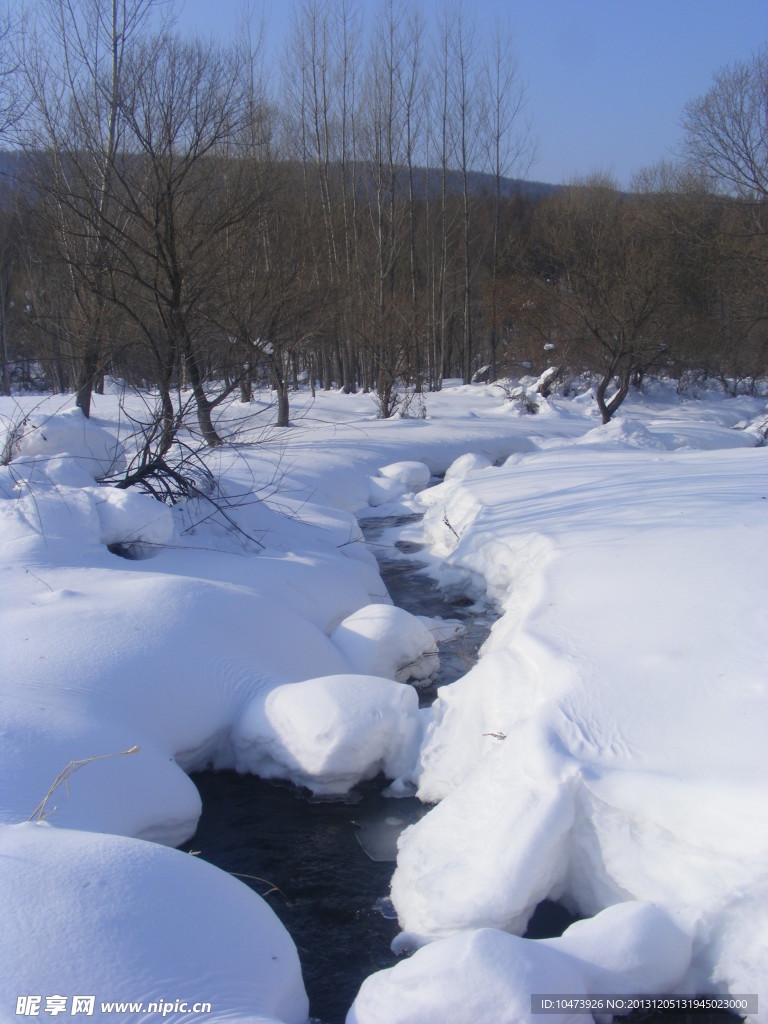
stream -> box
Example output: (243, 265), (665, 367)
(183, 503), (737, 1024)
(184, 505), (525, 1023)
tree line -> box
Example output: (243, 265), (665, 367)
(0, 0), (765, 442)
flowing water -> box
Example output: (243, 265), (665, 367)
(185, 507), (577, 1023)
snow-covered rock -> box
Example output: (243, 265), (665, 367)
(331, 604), (439, 684)
(232, 674), (422, 796)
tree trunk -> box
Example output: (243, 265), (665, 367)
(596, 359), (632, 423)
(183, 337), (222, 446)
(75, 344), (101, 419)
(271, 361), (290, 427)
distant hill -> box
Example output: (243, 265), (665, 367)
(412, 166), (559, 202)
(0, 149), (559, 202)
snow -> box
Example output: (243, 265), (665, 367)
(10, 405), (125, 477)
(232, 674), (421, 796)
(348, 903), (693, 1024)
(0, 822), (308, 1024)
(1, 379), (766, 1021)
(443, 451), (494, 480)
(331, 604), (439, 683)
(369, 460), (431, 505)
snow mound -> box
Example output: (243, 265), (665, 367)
(444, 451), (493, 480)
(0, 822), (308, 1024)
(347, 927), (587, 1024)
(369, 460), (431, 505)
(331, 604), (439, 684)
(94, 486), (175, 549)
(577, 416), (669, 450)
(377, 460), (431, 490)
(543, 901), (693, 993)
(348, 903), (692, 1024)
(232, 674), (421, 796)
(393, 723), (576, 937)
(10, 406), (125, 478)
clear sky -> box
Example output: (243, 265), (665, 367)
(166, 0), (766, 188)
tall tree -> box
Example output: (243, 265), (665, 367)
(450, 3), (480, 385)
(535, 177), (672, 422)
(481, 17), (531, 382)
(105, 33), (253, 447)
(20, 0), (160, 416)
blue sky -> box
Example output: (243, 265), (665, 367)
(166, 0), (766, 188)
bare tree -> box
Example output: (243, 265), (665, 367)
(682, 47), (768, 200)
(450, 3), (480, 385)
(0, 1), (24, 141)
(18, 0), (165, 416)
(105, 33), (253, 447)
(535, 177), (672, 421)
(481, 16), (532, 382)
(681, 52), (768, 387)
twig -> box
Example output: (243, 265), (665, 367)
(442, 511), (460, 541)
(227, 871), (286, 898)
(23, 566), (54, 592)
(28, 746), (140, 822)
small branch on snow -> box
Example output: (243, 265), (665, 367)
(442, 511), (460, 541)
(28, 746), (140, 822)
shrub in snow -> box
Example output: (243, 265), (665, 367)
(495, 369), (561, 413)
(331, 604), (438, 684)
(232, 674), (421, 796)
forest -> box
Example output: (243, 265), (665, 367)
(0, 0), (765, 444)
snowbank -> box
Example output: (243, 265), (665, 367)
(391, 439), (768, 1003)
(348, 903), (693, 1024)
(0, 822), (308, 1024)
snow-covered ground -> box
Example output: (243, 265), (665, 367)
(0, 378), (765, 1022)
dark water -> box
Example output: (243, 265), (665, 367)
(360, 512), (498, 705)
(185, 771), (577, 1024)
(183, 509), (503, 1022)
(183, 510), (580, 1023)
(185, 773), (425, 1024)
